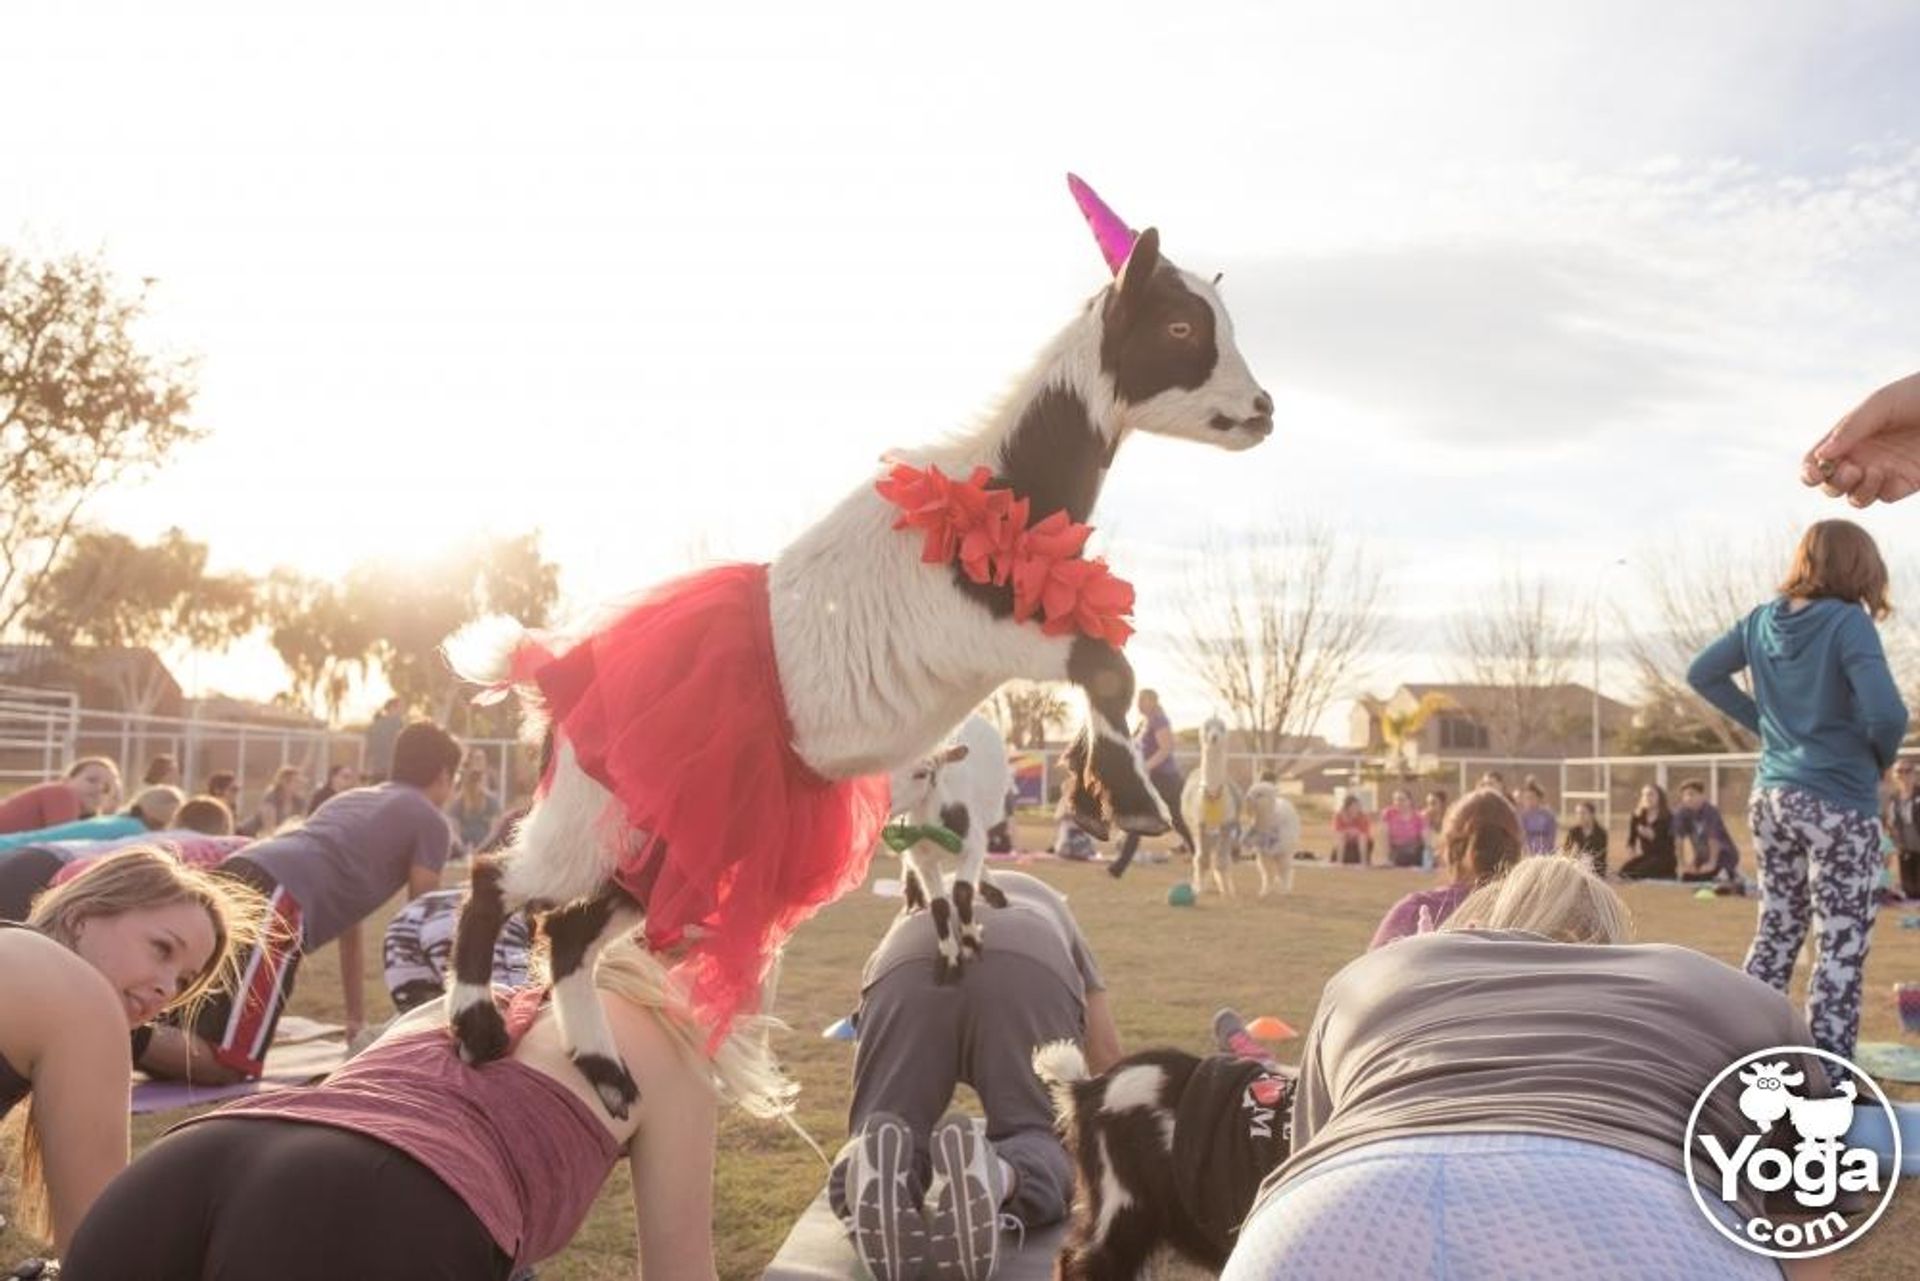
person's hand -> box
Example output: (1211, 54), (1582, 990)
(1802, 371), (1920, 507)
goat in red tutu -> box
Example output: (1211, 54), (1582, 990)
(446, 176), (1273, 1117)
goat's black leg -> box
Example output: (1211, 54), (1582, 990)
(450, 855), (513, 1063)
(929, 896), (958, 984)
(545, 880), (646, 1119)
(953, 878), (979, 958)
(1059, 734), (1111, 841)
(978, 874), (1007, 909)
(1068, 637), (1170, 836)
(902, 863), (928, 912)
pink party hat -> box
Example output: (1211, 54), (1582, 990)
(1067, 173), (1137, 275)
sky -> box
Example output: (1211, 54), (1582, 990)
(6, 1), (1920, 737)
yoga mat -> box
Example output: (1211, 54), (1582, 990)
(1853, 1041), (1920, 1085)
(131, 1036), (348, 1114)
(1845, 1101), (1920, 1178)
(763, 1188), (1063, 1280)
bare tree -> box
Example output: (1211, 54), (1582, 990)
(1621, 539), (1775, 752)
(1176, 522), (1384, 765)
(1447, 572), (1583, 755)
(984, 681), (1069, 748)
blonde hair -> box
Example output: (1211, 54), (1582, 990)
(128, 783), (185, 829)
(591, 936), (797, 1121)
(6, 847), (270, 1241)
(1443, 854), (1634, 945)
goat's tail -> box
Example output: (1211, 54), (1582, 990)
(1034, 1040), (1091, 1128)
(443, 615), (554, 745)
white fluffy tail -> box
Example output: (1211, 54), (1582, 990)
(1033, 1040), (1089, 1087)
(443, 614), (532, 686)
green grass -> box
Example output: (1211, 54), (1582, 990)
(8, 815), (1915, 1277)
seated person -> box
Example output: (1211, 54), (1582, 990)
(1672, 779), (1742, 884)
(0, 759), (120, 836)
(1618, 783), (1678, 880)
(1378, 789), (1425, 868)
(1560, 799), (1608, 876)
(139, 722), (461, 1084)
(63, 934), (783, 1280)
(0, 848), (258, 1253)
(1369, 789), (1522, 948)
(1224, 857), (1825, 1281)
(1331, 795), (1373, 866)
(383, 887), (534, 1012)
(831, 869), (1120, 1281)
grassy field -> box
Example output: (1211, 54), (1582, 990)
(9, 814), (1916, 1277)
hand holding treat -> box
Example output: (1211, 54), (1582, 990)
(1803, 370), (1920, 506)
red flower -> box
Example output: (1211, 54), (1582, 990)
(1009, 511), (1092, 623)
(876, 464), (999, 567)
(1036, 557), (1135, 646)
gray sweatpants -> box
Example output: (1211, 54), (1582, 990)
(828, 950), (1083, 1230)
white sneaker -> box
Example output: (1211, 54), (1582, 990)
(846, 1112), (929, 1281)
(927, 1114), (1006, 1280)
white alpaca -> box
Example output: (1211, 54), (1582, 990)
(446, 177), (1273, 1116)
(886, 713), (1014, 979)
(1180, 718), (1241, 896)
(1241, 778), (1302, 896)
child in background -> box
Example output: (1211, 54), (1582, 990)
(1672, 779), (1742, 886)
(1332, 794), (1374, 866)
(1517, 778), (1557, 855)
(1380, 790), (1426, 867)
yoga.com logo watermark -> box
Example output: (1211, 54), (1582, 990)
(1684, 1046), (1901, 1258)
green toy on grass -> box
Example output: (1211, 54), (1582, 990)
(1167, 881), (1196, 907)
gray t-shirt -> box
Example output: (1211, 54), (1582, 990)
(1269, 930), (1815, 1221)
(243, 783), (452, 949)
(862, 870), (1104, 998)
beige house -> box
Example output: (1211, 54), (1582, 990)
(1350, 682), (1634, 760)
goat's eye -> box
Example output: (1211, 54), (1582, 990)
(1167, 321), (1192, 340)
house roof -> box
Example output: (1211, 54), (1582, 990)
(1395, 682), (1633, 718)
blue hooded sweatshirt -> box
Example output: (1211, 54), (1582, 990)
(1687, 597), (1908, 816)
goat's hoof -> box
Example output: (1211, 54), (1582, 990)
(451, 999), (511, 1065)
(960, 931), (984, 957)
(978, 880), (1008, 909)
(571, 1051), (640, 1120)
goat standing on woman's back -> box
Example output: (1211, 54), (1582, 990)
(444, 176), (1274, 1116)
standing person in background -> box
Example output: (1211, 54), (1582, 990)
(1886, 759), (1920, 900)
(1688, 519), (1908, 1059)
(1107, 689), (1196, 879)
(1516, 778), (1557, 855)
(1379, 790), (1425, 868)
(141, 755), (180, 788)
(1618, 784), (1676, 881)
(363, 697), (406, 784)
(1332, 794), (1374, 866)
(204, 771), (242, 819)
(0, 759), (121, 836)
(1561, 800), (1608, 877)
(307, 763), (359, 815)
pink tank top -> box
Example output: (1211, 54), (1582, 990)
(187, 989), (623, 1269)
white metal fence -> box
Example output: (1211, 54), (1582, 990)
(0, 684), (524, 801)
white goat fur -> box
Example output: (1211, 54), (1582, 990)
(887, 712), (1014, 972)
(1242, 780), (1302, 896)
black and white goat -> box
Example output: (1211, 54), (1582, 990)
(1035, 1041), (1296, 1281)
(447, 181), (1272, 1116)
(886, 712), (1013, 980)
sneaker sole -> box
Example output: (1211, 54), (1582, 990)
(929, 1120), (1000, 1280)
(850, 1119), (927, 1281)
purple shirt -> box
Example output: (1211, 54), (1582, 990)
(1519, 807), (1558, 856)
(1369, 882), (1473, 949)
(1135, 709), (1180, 782)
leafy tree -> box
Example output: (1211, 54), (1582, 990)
(0, 250), (198, 632)
(985, 681), (1070, 748)
(23, 527), (254, 713)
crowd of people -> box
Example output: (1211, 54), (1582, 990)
(1, 372), (1917, 1277)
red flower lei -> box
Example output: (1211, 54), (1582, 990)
(874, 462), (1135, 647)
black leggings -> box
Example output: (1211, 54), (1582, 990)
(64, 1119), (513, 1281)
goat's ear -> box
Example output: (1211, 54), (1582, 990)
(940, 744), (970, 765)
(1115, 227), (1161, 303)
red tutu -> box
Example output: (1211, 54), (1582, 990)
(527, 562), (890, 1045)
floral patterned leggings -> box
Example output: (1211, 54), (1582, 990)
(1745, 787), (1882, 1059)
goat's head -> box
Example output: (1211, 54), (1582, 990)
(888, 742), (970, 819)
(1071, 175), (1272, 453)
(1738, 1061), (1805, 1090)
